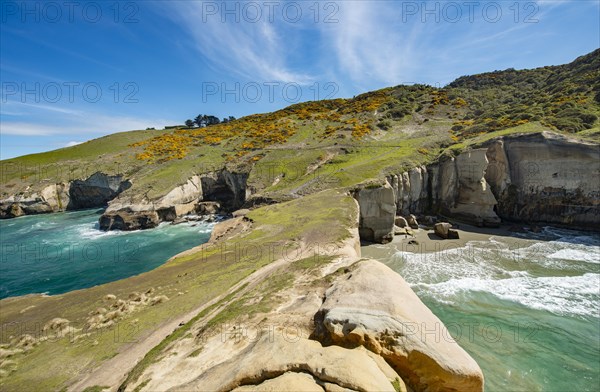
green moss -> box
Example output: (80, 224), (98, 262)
(132, 379), (150, 392)
(82, 387), (110, 392)
(392, 377), (403, 392)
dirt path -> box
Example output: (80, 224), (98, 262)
(69, 244), (310, 392)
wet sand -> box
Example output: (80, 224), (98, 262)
(361, 223), (526, 260)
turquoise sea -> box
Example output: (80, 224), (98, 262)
(380, 228), (600, 391)
(0, 209), (214, 299)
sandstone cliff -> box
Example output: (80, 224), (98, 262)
(122, 257), (484, 392)
(98, 169), (249, 230)
(0, 173), (130, 218)
(484, 132), (599, 229)
(2, 132), (598, 236)
(357, 131), (599, 243)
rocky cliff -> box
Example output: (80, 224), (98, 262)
(356, 131), (599, 242)
(99, 169), (249, 230)
(484, 132), (599, 229)
(3, 132), (598, 236)
(161, 258), (485, 392)
(0, 172), (130, 218)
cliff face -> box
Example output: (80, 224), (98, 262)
(485, 132), (599, 229)
(0, 173), (130, 218)
(387, 149), (501, 228)
(68, 172), (131, 209)
(3, 132), (597, 234)
(358, 132), (599, 242)
(98, 169), (249, 230)
(355, 183), (396, 243)
(0, 166), (250, 229)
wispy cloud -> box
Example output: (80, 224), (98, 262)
(2, 26), (123, 73)
(1, 101), (81, 116)
(1, 101), (176, 136)
(163, 2), (313, 84)
(316, 2), (427, 88)
(1, 115), (175, 136)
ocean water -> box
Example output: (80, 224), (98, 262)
(382, 228), (600, 391)
(0, 209), (214, 299)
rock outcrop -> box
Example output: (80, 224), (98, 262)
(151, 258), (482, 392)
(484, 132), (600, 229)
(448, 149), (500, 227)
(67, 173), (131, 209)
(172, 334), (400, 392)
(387, 151), (501, 228)
(98, 205), (160, 231)
(0, 173), (129, 219)
(98, 170), (250, 230)
(313, 259), (484, 392)
(201, 170), (249, 211)
(155, 175), (202, 222)
(354, 182), (396, 243)
(434, 222), (459, 239)
(0, 183), (70, 217)
(395, 216), (408, 228)
(355, 131), (600, 243)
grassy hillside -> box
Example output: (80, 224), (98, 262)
(1, 50), (598, 204)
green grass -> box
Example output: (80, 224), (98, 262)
(392, 377), (403, 392)
(446, 122), (551, 155)
(117, 283), (247, 391)
(82, 386), (110, 392)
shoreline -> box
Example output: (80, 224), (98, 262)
(361, 223), (533, 260)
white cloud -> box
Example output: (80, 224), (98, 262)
(1, 115), (175, 136)
(164, 2), (313, 84)
(1, 100), (177, 137)
(316, 2), (424, 88)
(0, 122), (63, 136)
(64, 141), (83, 147)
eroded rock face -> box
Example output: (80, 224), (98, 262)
(449, 149), (500, 227)
(382, 132), (599, 230)
(68, 172), (131, 209)
(201, 170), (249, 211)
(98, 209), (160, 231)
(196, 201), (221, 215)
(355, 182), (396, 243)
(170, 334), (399, 392)
(157, 175), (202, 208)
(0, 183), (69, 218)
(154, 176), (203, 222)
(1, 172), (130, 219)
(485, 132), (600, 229)
(98, 170), (251, 230)
(313, 259), (484, 392)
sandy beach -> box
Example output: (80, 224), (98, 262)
(361, 223), (530, 260)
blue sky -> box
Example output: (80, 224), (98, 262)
(1, 0), (598, 159)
